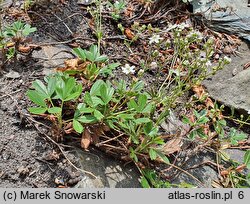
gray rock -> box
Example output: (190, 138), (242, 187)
(172, 153), (219, 188)
(32, 45), (73, 69)
(191, 0), (250, 42)
(73, 148), (141, 188)
(77, 0), (93, 6)
(224, 149), (245, 163)
(5, 71), (21, 79)
(0, 0), (12, 9)
(160, 110), (190, 136)
(203, 42), (250, 114)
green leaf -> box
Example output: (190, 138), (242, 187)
(127, 99), (138, 110)
(149, 148), (157, 160)
(65, 93), (80, 101)
(94, 110), (104, 121)
(78, 115), (98, 123)
(155, 150), (170, 164)
(230, 128), (247, 146)
(140, 177), (150, 188)
(95, 55), (108, 62)
(85, 50), (95, 62)
(63, 78), (75, 98)
(135, 118), (151, 125)
(100, 84), (114, 105)
(153, 137), (165, 145)
(189, 130), (197, 140)
(73, 47), (86, 61)
(22, 24), (37, 36)
(28, 107), (47, 114)
(55, 79), (65, 100)
(73, 119), (84, 133)
(47, 77), (56, 97)
(142, 104), (153, 114)
(84, 92), (94, 106)
(48, 107), (62, 114)
(129, 147), (138, 162)
(244, 150), (250, 169)
(131, 81), (144, 92)
(27, 90), (47, 107)
(100, 62), (120, 75)
(116, 113), (135, 120)
(64, 85), (82, 101)
(197, 116), (209, 125)
(32, 80), (48, 98)
(196, 128), (207, 139)
(138, 94), (147, 111)
(92, 96), (104, 106)
(218, 119), (226, 126)
(90, 80), (104, 96)
(143, 122), (153, 135)
(193, 110), (200, 118)
(148, 126), (158, 137)
(77, 104), (94, 114)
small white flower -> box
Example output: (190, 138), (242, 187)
(205, 60), (212, 67)
(167, 23), (178, 31)
(149, 34), (163, 44)
(248, 110), (250, 115)
(167, 22), (190, 31)
(150, 62), (158, 69)
(224, 56), (232, 63)
(187, 30), (203, 40)
(121, 64), (135, 74)
(178, 22), (190, 30)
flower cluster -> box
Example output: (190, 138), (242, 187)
(167, 22), (190, 31)
(149, 34), (163, 44)
(186, 30), (203, 40)
(121, 64), (135, 74)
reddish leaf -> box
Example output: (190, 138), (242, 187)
(125, 28), (135, 40)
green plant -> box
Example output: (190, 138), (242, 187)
(0, 21), (36, 68)
(107, 0), (126, 20)
(27, 74), (171, 182)
(229, 128), (247, 146)
(72, 44), (120, 81)
(27, 73), (82, 140)
(183, 110), (209, 140)
(140, 169), (171, 188)
(87, 0), (103, 51)
(244, 150), (250, 169)
(23, 0), (34, 12)
(74, 44), (108, 63)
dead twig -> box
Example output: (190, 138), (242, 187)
(30, 120), (97, 179)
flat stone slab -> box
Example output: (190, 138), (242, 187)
(73, 148), (141, 188)
(203, 42), (250, 113)
(32, 45), (73, 69)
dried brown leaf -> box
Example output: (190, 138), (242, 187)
(81, 128), (91, 149)
(206, 97), (214, 108)
(192, 85), (205, 99)
(124, 28), (135, 40)
(64, 58), (79, 69)
(236, 164), (246, 173)
(220, 170), (229, 177)
(161, 137), (182, 155)
(18, 46), (31, 53)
